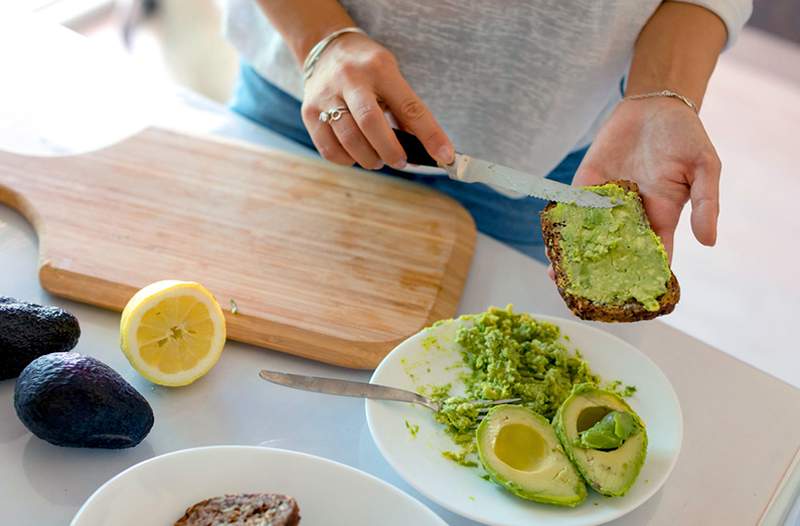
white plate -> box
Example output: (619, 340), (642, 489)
(71, 446), (447, 526)
(366, 314), (683, 526)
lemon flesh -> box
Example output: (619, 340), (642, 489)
(120, 280), (226, 386)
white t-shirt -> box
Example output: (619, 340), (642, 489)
(223, 0), (751, 178)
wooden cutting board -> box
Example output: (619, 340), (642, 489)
(0, 127), (476, 368)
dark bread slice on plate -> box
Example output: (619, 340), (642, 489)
(541, 179), (680, 322)
(174, 493), (300, 525)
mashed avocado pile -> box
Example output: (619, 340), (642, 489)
(542, 184), (671, 311)
(431, 306), (603, 464)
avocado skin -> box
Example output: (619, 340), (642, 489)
(553, 384), (647, 497)
(14, 352), (154, 448)
(0, 297), (81, 380)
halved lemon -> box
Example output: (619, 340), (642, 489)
(120, 280), (226, 386)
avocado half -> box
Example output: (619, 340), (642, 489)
(554, 384), (647, 496)
(477, 405), (586, 507)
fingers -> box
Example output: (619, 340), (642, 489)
(304, 94), (400, 170)
(301, 103), (354, 166)
(329, 111), (383, 169)
(654, 225), (676, 263)
(378, 71), (454, 165)
(344, 87), (407, 169)
(301, 39), (448, 168)
(689, 152), (721, 246)
(638, 190), (682, 262)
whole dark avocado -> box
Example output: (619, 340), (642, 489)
(0, 296), (81, 380)
(14, 352), (154, 449)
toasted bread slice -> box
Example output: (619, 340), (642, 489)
(541, 180), (679, 322)
(174, 493), (300, 526)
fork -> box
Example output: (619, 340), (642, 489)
(259, 370), (520, 415)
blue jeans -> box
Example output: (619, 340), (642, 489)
(230, 64), (586, 262)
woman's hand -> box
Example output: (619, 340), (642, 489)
(301, 32), (454, 170)
(572, 97), (721, 258)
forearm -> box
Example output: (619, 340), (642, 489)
(255, 0), (355, 64)
(626, 1), (727, 109)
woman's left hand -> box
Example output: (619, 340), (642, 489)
(572, 97), (721, 259)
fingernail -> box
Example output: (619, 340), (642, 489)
(436, 145), (455, 165)
(391, 159), (407, 170)
(373, 162), (385, 170)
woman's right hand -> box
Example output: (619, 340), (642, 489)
(301, 32), (454, 170)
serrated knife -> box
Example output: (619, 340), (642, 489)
(393, 129), (615, 208)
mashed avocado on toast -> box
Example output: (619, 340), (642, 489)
(422, 307), (646, 506)
(541, 180), (680, 321)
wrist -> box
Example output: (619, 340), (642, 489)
(623, 89), (699, 114)
(291, 21), (355, 64)
(304, 29), (372, 82)
(625, 77), (705, 110)
(625, 3), (726, 111)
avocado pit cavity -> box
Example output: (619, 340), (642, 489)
(554, 384), (647, 496)
(576, 406), (612, 433)
(493, 423), (547, 471)
(573, 406), (639, 450)
(477, 405), (586, 506)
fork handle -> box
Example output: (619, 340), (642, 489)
(259, 370), (434, 409)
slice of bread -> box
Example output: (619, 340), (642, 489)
(174, 493), (300, 525)
(541, 180), (680, 322)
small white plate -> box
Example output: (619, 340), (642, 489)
(366, 314), (683, 526)
(71, 446), (447, 526)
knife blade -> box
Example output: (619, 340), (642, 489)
(393, 129), (616, 208)
(258, 369), (430, 406)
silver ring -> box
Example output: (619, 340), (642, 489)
(319, 106), (349, 123)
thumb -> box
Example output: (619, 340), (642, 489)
(572, 161), (607, 187)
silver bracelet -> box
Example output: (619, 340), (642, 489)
(302, 27), (366, 81)
(623, 89), (699, 113)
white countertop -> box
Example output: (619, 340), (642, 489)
(1, 13), (799, 526)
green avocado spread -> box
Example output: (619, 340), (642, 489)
(542, 184), (671, 311)
(431, 306), (601, 463)
(574, 410), (639, 450)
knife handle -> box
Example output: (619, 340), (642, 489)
(393, 129), (438, 167)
